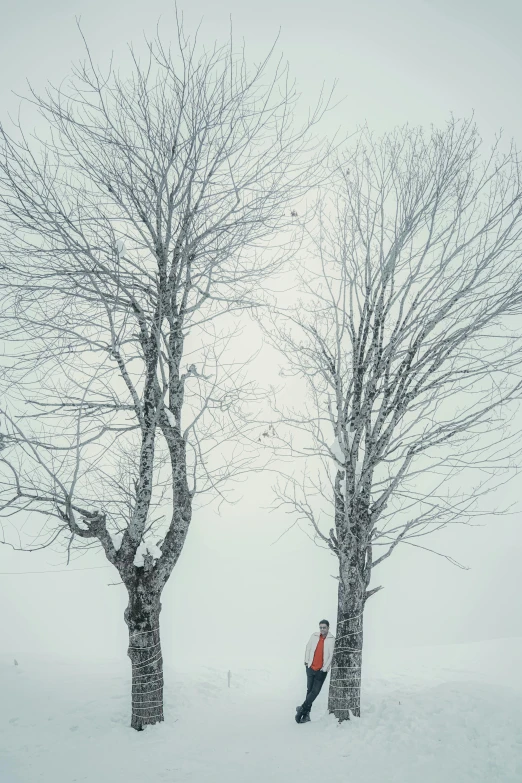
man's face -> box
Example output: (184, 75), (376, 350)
(319, 623), (328, 636)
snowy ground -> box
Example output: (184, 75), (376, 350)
(1, 637), (522, 783)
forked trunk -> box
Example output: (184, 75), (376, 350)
(328, 554), (365, 721)
(125, 588), (164, 731)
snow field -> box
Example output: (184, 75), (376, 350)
(1, 637), (522, 782)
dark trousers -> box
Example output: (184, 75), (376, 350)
(301, 666), (327, 714)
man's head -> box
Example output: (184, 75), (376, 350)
(319, 620), (329, 636)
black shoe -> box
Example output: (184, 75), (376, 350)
(301, 712), (311, 723)
(295, 705), (305, 723)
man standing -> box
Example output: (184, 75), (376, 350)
(295, 620), (335, 723)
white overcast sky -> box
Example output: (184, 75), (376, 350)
(1, 0), (522, 671)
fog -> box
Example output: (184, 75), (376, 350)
(1, 0), (522, 675)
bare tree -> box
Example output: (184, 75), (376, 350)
(0, 24), (329, 730)
(264, 119), (522, 721)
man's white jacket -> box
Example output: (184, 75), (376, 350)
(304, 631), (335, 673)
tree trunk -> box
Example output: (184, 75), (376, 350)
(328, 553), (365, 721)
(125, 586), (164, 731)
